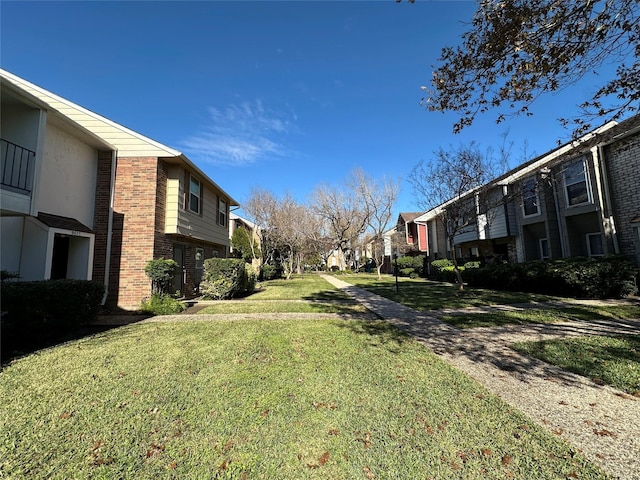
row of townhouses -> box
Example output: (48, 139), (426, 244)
(390, 115), (640, 269)
(1, 69), (238, 310)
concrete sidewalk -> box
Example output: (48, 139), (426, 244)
(319, 274), (640, 480)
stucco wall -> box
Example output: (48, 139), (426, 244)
(37, 123), (98, 228)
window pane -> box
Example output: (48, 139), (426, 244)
(539, 238), (549, 259)
(588, 234), (604, 256)
(567, 182), (588, 205)
(190, 193), (199, 213)
(565, 161), (585, 185)
(190, 177), (200, 196)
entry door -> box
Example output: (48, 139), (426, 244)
(172, 245), (185, 295)
(51, 234), (70, 279)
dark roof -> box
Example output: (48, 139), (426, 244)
(397, 212), (422, 223)
(37, 212), (94, 233)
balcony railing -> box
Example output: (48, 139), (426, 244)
(1, 138), (35, 193)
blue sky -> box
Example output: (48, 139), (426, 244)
(1, 1), (617, 218)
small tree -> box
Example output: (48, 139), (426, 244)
(231, 226), (261, 264)
(144, 259), (178, 295)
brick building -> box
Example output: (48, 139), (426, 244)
(2, 70), (238, 309)
(414, 114), (640, 266)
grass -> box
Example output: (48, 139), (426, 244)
(197, 301), (369, 315)
(251, 274), (353, 301)
(0, 319), (609, 479)
(338, 273), (555, 310)
(439, 305), (640, 329)
(512, 335), (640, 396)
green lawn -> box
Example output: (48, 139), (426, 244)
(439, 305), (640, 329)
(512, 335), (640, 396)
(0, 319), (608, 479)
(338, 273), (555, 310)
(197, 300), (369, 315)
(251, 274), (354, 301)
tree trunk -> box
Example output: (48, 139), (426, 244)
(449, 237), (464, 292)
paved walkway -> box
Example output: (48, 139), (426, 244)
(319, 274), (640, 480)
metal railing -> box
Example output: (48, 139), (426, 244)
(1, 138), (35, 193)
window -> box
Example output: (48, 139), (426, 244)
(564, 159), (591, 206)
(189, 176), (201, 214)
(539, 238), (550, 260)
(522, 177), (540, 216)
(586, 233), (604, 257)
(218, 198), (227, 226)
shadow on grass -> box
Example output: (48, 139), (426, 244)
(1, 311), (152, 366)
(345, 275), (557, 310)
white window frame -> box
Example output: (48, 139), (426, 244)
(563, 158), (592, 207)
(539, 238), (550, 260)
(586, 233), (604, 257)
(218, 198), (227, 226)
(189, 176), (201, 214)
(522, 176), (540, 217)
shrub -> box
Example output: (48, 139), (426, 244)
(1, 280), (105, 349)
(200, 258), (256, 300)
(396, 255), (425, 276)
(465, 256), (638, 298)
(144, 259), (178, 295)
(261, 264), (282, 280)
(140, 293), (186, 315)
(399, 267), (415, 277)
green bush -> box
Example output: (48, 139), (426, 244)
(431, 258), (452, 269)
(200, 258), (255, 300)
(396, 255), (425, 276)
(140, 293), (186, 315)
(261, 263), (282, 280)
(399, 267), (415, 277)
(1, 280), (105, 348)
(144, 258), (178, 295)
(465, 256), (638, 298)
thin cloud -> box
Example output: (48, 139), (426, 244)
(181, 100), (293, 166)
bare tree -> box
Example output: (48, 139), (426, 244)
(350, 168), (399, 279)
(423, 0), (639, 136)
(309, 181), (369, 271)
(409, 143), (501, 290)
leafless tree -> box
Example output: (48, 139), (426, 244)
(409, 143), (502, 290)
(350, 168), (399, 279)
(309, 180), (369, 271)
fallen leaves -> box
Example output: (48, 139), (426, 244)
(88, 440), (114, 466)
(145, 443), (165, 458)
(306, 451), (330, 469)
(356, 431), (372, 449)
(593, 428), (617, 437)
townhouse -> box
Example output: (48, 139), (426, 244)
(2, 74), (117, 292)
(413, 115), (640, 267)
(1, 70), (238, 309)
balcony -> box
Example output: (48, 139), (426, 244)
(1, 138), (36, 215)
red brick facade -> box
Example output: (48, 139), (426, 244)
(108, 157), (159, 309)
(96, 156), (231, 309)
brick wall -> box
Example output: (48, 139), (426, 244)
(109, 157), (159, 309)
(604, 133), (640, 263)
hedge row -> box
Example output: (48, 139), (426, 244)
(463, 256), (638, 298)
(200, 258), (256, 300)
(1, 280), (105, 349)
